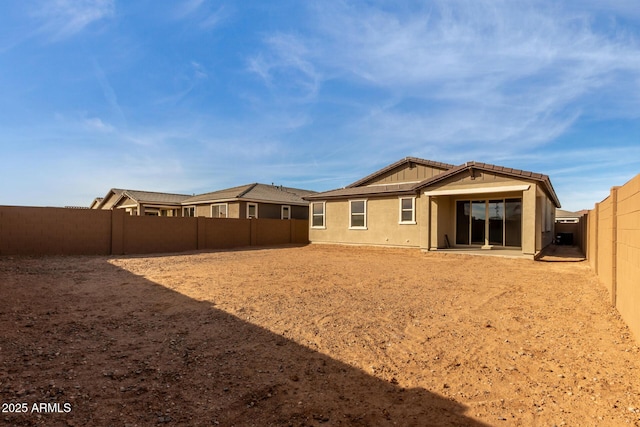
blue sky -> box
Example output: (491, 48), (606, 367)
(1, 1), (639, 211)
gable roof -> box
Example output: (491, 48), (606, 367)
(94, 188), (192, 209)
(305, 158), (561, 208)
(182, 183), (315, 206)
(414, 161), (561, 208)
(119, 189), (192, 205)
(94, 188), (127, 209)
(346, 156), (455, 188)
(556, 209), (583, 218)
(89, 197), (104, 209)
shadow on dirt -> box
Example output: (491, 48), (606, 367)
(0, 255), (489, 426)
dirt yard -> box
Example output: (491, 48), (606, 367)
(1, 245), (639, 426)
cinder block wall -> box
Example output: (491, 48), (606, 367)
(596, 196), (614, 299)
(0, 206), (111, 255)
(0, 206), (309, 256)
(587, 174), (640, 344)
(123, 216), (198, 254)
(204, 218), (252, 249)
(614, 175), (640, 343)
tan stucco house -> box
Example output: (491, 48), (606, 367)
(304, 157), (561, 258)
(181, 183), (315, 219)
(93, 189), (192, 216)
(93, 183), (315, 220)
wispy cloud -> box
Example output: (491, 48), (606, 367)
(173, 1), (230, 30)
(250, 1), (640, 151)
(92, 58), (126, 127)
(248, 33), (322, 101)
(84, 117), (114, 133)
(32, 0), (114, 41)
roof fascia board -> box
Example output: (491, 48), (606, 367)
(416, 164), (561, 208)
(423, 184), (531, 196)
(305, 189), (417, 201)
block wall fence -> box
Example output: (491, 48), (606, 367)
(586, 173), (640, 344)
(0, 206), (308, 256)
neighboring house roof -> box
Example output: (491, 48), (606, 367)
(119, 190), (192, 205)
(556, 209), (584, 219)
(182, 183), (316, 206)
(94, 188), (192, 209)
(89, 197), (104, 209)
(306, 158), (561, 208)
(346, 156), (455, 188)
(94, 188), (127, 209)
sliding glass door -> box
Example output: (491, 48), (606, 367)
(455, 198), (522, 247)
(471, 201), (486, 245)
(488, 200), (504, 245)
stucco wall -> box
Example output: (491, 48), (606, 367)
(309, 197), (421, 247)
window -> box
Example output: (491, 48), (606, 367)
(349, 200), (367, 229)
(281, 205), (291, 220)
(211, 203), (228, 218)
(247, 203), (258, 219)
(183, 206), (195, 217)
(399, 197), (416, 224)
(311, 202), (325, 228)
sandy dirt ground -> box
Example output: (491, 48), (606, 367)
(1, 244), (639, 426)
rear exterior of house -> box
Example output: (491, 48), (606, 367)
(305, 157), (560, 258)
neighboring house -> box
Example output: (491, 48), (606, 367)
(93, 188), (192, 216)
(89, 197), (103, 209)
(304, 157), (561, 258)
(555, 209), (583, 224)
(181, 183), (315, 219)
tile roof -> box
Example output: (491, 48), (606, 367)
(412, 161), (561, 208)
(122, 190), (193, 204)
(556, 209), (583, 218)
(183, 183), (315, 205)
(306, 157), (561, 208)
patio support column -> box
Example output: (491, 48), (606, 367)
(419, 194), (431, 251)
(522, 185), (537, 257)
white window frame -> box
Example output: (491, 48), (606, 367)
(246, 203), (258, 219)
(281, 205), (291, 220)
(311, 202), (326, 229)
(211, 203), (228, 218)
(399, 196), (416, 224)
(183, 206), (195, 217)
(349, 199), (367, 230)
